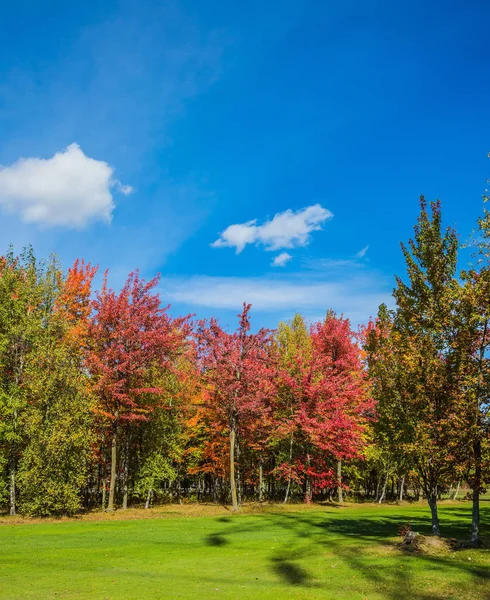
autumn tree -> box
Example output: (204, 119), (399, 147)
(274, 312), (368, 503)
(87, 271), (188, 512)
(453, 191), (490, 545)
(134, 357), (196, 508)
(273, 314), (312, 502)
(195, 304), (276, 511)
(55, 258), (98, 349)
(364, 305), (417, 503)
(380, 197), (461, 535)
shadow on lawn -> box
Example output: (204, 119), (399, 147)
(271, 558), (310, 585)
(204, 504), (490, 599)
(205, 533), (228, 546)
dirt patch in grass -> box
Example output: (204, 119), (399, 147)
(399, 534), (461, 555)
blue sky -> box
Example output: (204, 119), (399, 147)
(1, 0), (489, 329)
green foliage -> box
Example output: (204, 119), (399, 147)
(17, 339), (93, 516)
(134, 452), (177, 499)
(366, 199), (465, 532)
(0, 250), (93, 516)
(1, 183), (490, 540)
(0, 247), (46, 514)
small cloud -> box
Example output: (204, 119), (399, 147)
(356, 245), (369, 258)
(309, 258), (360, 270)
(272, 252), (292, 267)
(117, 183), (133, 196)
(212, 204), (333, 253)
(0, 143), (131, 228)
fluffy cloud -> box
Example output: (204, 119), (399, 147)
(211, 204), (333, 253)
(272, 252), (292, 267)
(0, 144), (131, 228)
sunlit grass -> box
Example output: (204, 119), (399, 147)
(0, 501), (488, 599)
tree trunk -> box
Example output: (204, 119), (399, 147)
(283, 479), (291, 504)
(471, 322), (487, 545)
(305, 453), (312, 504)
(230, 427), (238, 511)
(427, 493), (441, 536)
(122, 480), (128, 509)
(399, 474), (405, 502)
(305, 479), (312, 503)
(108, 425), (117, 512)
(453, 481), (460, 500)
(122, 439), (129, 510)
(337, 460), (343, 503)
(471, 439), (482, 546)
(471, 489), (480, 546)
(283, 432), (294, 504)
(176, 465), (182, 504)
(9, 460), (16, 516)
(9, 402), (18, 517)
(236, 436), (242, 505)
(258, 457), (264, 502)
(145, 488), (153, 510)
(378, 469), (389, 504)
(102, 478), (106, 511)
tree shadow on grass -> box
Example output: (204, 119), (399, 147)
(322, 535), (490, 600)
(200, 504), (490, 599)
(271, 558), (309, 585)
(273, 502), (490, 543)
(204, 533), (228, 546)
(269, 510), (490, 599)
(215, 517), (232, 523)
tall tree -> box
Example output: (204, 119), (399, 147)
(454, 190), (490, 545)
(389, 197), (461, 535)
(364, 306), (416, 504)
(455, 270), (490, 544)
(87, 271), (188, 511)
(274, 314), (312, 502)
(274, 312), (369, 502)
(0, 248), (43, 515)
(196, 304), (276, 511)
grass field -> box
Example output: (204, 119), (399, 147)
(0, 501), (489, 600)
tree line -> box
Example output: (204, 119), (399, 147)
(0, 196), (489, 545)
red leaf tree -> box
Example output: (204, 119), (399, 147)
(86, 270), (188, 511)
(195, 303), (276, 510)
(276, 312), (369, 502)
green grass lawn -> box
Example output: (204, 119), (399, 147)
(0, 501), (489, 600)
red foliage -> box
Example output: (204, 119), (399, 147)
(86, 270), (189, 425)
(194, 304), (277, 488)
(276, 313), (370, 497)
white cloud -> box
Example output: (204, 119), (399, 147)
(0, 144), (131, 228)
(163, 273), (391, 326)
(272, 252), (292, 267)
(356, 245), (369, 258)
(211, 204), (333, 253)
(306, 258), (361, 270)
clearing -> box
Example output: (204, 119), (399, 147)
(0, 501), (489, 599)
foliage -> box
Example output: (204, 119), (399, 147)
(1, 185), (490, 550)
